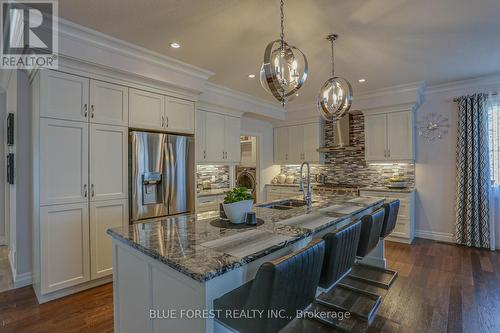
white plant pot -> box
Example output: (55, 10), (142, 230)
(222, 200), (254, 224)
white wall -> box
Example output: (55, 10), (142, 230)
(240, 115), (280, 202)
(415, 79), (500, 245)
(0, 92), (5, 245)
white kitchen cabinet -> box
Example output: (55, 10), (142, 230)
(40, 203), (90, 294)
(364, 110), (414, 162)
(90, 124), (128, 201)
(40, 70), (89, 122)
(165, 97), (195, 133)
(90, 80), (129, 126)
(364, 114), (387, 161)
(387, 112), (413, 160)
(196, 194), (225, 213)
(197, 110), (241, 164)
(90, 199), (128, 279)
(265, 185), (301, 201)
(205, 111), (226, 161)
(224, 115), (241, 163)
(40, 118), (88, 206)
(289, 125), (304, 163)
(274, 126), (290, 164)
(129, 89), (164, 131)
(274, 121), (324, 165)
(359, 189), (415, 244)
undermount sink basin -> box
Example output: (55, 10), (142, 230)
(257, 199), (313, 210)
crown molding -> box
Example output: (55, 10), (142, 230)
(199, 82), (286, 120)
(426, 72), (500, 95)
(57, 18), (214, 95)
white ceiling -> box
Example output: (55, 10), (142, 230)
(59, 0), (500, 108)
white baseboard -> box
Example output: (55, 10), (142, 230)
(415, 230), (454, 243)
(13, 271), (32, 288)
(8, 248), (16, 279)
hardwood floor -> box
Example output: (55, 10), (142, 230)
(0, 239), (499, 332)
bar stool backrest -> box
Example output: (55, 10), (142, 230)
(244, 238), (325, 333)
(319, 219), (362, 289)
(380, 200), (400, 238)
(357, 208), (385, 258)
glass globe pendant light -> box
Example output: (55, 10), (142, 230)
(317, 34), (353, 121)
(260, 0), (308, 107)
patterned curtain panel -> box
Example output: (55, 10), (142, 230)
(455, 93), (491, 248)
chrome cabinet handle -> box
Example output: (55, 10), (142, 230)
(388, 150), (390, 158)
(83, 184), (87, 197)
(91, 105), (95, 118)
(166, 116), (169, 127)
(83, 104), (88, 118)
(161, 115), (165, 127)
(203, 150), (206, 159)
(91, 184), (95, 197)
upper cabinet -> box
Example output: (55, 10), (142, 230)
(89, 80), (129, 126)
(40, 70), (89, 122)
(40, 71), (128, 126)
(274, 121), (324, 165)
(196, 109), (241, 164)
(129, 89), (195, 134)
(364, 109), (414, 162)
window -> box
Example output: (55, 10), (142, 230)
(488, 98), (500, 186)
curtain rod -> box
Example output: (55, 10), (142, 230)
(453, 92), (498, 102)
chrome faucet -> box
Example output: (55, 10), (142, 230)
(299, 161), (312, 208)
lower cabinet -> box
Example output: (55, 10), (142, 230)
(90, 199), (129, 279)
(40, 199), (128, 295)
(41, 203), (90, 294)
(359, 189), (415, 244)
(265, 185), (301, 201)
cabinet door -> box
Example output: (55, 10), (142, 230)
(40, 70), (89, 122)
(90, 124), (128, 201)
(195, 110), (206, 162)
(90, 199), (128, 279)
(274, 126), (290, 164)
(387, 111), (414, 161)
(224, 115), (241, 163)
(41, 203), (90, 294)
(40, 119), (88, 205)
(303, 123), (321, 163)
(289, 125), (304, 163)
(205, 112), (225, 162)
(129, 89), (164, 130)
(90, 80), (128, 126)
(165, 97), (195, 134)
(364, 114), (388, 161)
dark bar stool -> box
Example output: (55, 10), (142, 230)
(314, 212), (384, 326)
(348, 200), (400, 289)
(213, 239), (325, 333)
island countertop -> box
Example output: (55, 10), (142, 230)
(107, 194), (384, 283)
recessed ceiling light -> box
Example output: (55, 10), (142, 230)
(248, 74), (255, 78)
(169, 42), (180, 49)
(358, 78), (366, 83)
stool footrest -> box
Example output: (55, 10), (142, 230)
(349, 263), (398, 289)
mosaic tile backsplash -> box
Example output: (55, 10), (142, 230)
(280, 113), (415, 187)
(196, 165), (230, 189)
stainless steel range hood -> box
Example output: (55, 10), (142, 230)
(317, 115), (357, 152)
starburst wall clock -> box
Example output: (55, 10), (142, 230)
(417, 112), (450, 141)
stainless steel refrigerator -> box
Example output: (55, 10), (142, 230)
(130, 131), (195, 222)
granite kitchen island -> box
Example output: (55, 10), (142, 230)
(107, 194), (385, 333)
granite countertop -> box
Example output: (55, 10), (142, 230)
(360, 186), (416, 193)
(197, 188), (230, 197)
(107, 194), (384, 283)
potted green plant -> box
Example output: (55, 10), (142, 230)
(222, 187), (254, 224)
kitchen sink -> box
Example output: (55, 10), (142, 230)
(257, 199), (313, 210)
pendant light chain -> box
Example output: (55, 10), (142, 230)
(330, 38), (335, 77)
(280, 0), (284, 49)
